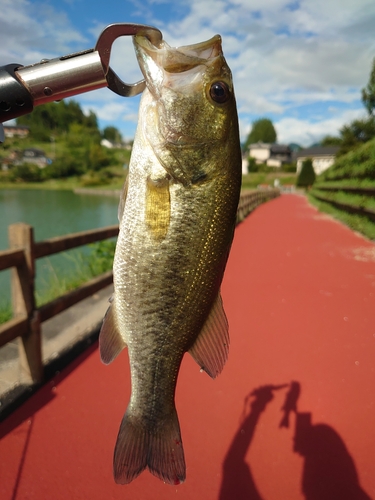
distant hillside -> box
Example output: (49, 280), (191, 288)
(309, 138), (375, 240)
(288, 143), (301, 152)
(318, 137), (375, 185)
(16, 100), (99, 141)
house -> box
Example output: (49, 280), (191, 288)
(241, 155), (249, 174)
(100, 139), (133, 150)
(3, 124), (29, 138)
(100, 138), (117, 149)
(294, 146), (340, 175)
(246, 142), (292, 169)
(266, 144), (292, 167)
(2, 148), (51, 170)
(19, 148), (50, 168)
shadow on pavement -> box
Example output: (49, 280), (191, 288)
(0, 340), (97, 436)
(219, 382), (372, 500)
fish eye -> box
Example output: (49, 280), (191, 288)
(209, 81), (230, 104)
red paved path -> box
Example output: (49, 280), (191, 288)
(1, 194), (374, 499)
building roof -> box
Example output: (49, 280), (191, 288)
(3, 124), (29, 130)
(270, 144), (291, 154)
(23, 148), (46, 157)
(249, 142), (272, 150)
(249, 142), (291, 153)
(294, 146), (340, 158)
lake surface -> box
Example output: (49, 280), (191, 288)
(0, 189), (120, 306)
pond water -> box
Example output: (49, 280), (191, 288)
(0, 189), (120, 307)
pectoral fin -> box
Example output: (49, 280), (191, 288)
(189, 293), (229, 378)
(99, 300), (127, 364)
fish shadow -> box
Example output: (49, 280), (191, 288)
(218, 382), (372, 500)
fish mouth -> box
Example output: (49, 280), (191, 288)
(134, 34), (223, 87)
(134, 34), (232, 163)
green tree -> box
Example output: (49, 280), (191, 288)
(88, 143), (111, 171)
(43, 153), (85, 178)
(320, 135), (342, 147)
(245, 118), (277, 148)
(362, 57), (375, 116)
(247, 157), (258, 172)
(296, 158), (316, 189)
(103, 126), (122, 143)
(16, 100), (100, 137)
(338, 117), (375, 155)
(316, 59), (375, 156)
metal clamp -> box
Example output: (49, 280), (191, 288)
(0, 23), (163, 126)
(95, 23), (163, 97)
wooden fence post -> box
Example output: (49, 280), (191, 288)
(8, 223), (43, 384)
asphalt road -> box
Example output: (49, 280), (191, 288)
(1, 194), (374, 500)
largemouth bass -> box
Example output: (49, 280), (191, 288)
(99, 32), (242, 485)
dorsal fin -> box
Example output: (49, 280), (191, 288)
(188, 293), (229, 378)
(99, 300), (127, 364)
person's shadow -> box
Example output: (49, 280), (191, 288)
(219, 384), (286, 500)
(219, 382), (372, 500)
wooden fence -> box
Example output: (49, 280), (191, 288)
(236, 189), (279, 224)
(0, 189), (279, 386)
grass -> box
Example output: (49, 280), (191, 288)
(308, 194), (375, 241)
(35, 240), (116, 306)
(241, 172), (297, 190)
(1, 169), (295, 193)
(0, 240), (116, 325)
(312, 189), (375, 211)
(0, 301), (12, 324)
(314, 178), (375, 189)
(309, 139), (375, 240)
(0, 169), (127, 191)
(319, 137), (375, 182)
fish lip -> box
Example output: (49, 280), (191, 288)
(134, 34), (223, 75)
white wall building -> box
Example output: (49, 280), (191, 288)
(294, 147), (340, 175)
(242, 142), (292, 172)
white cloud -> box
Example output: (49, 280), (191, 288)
(1, 0), (374, 146)
(146, 0), (375, 144)
(274, 108), (366, 146)
(0, 0), (87, 63)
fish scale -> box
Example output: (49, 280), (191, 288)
(99, 32), (242, 485)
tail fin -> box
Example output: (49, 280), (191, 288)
(113, 408), (186, 485)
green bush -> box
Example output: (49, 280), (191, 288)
(296, 158), (316, 188)
(247, 157), (258, 172)
(9, 163), (43, 182)
(282, 162), (297, 173)
(80, 169), (115, 186)
(43, 154), (85, 179)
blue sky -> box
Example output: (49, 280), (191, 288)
(1, 0), (375, 146)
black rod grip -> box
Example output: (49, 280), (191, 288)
(0, 64), (34, 122)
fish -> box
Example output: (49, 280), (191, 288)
(99, 32), (242, 485)
(279, 381), (301, 428)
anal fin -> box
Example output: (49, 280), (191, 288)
(99, 300), (127, 364)
(189, 292), (229, 378)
